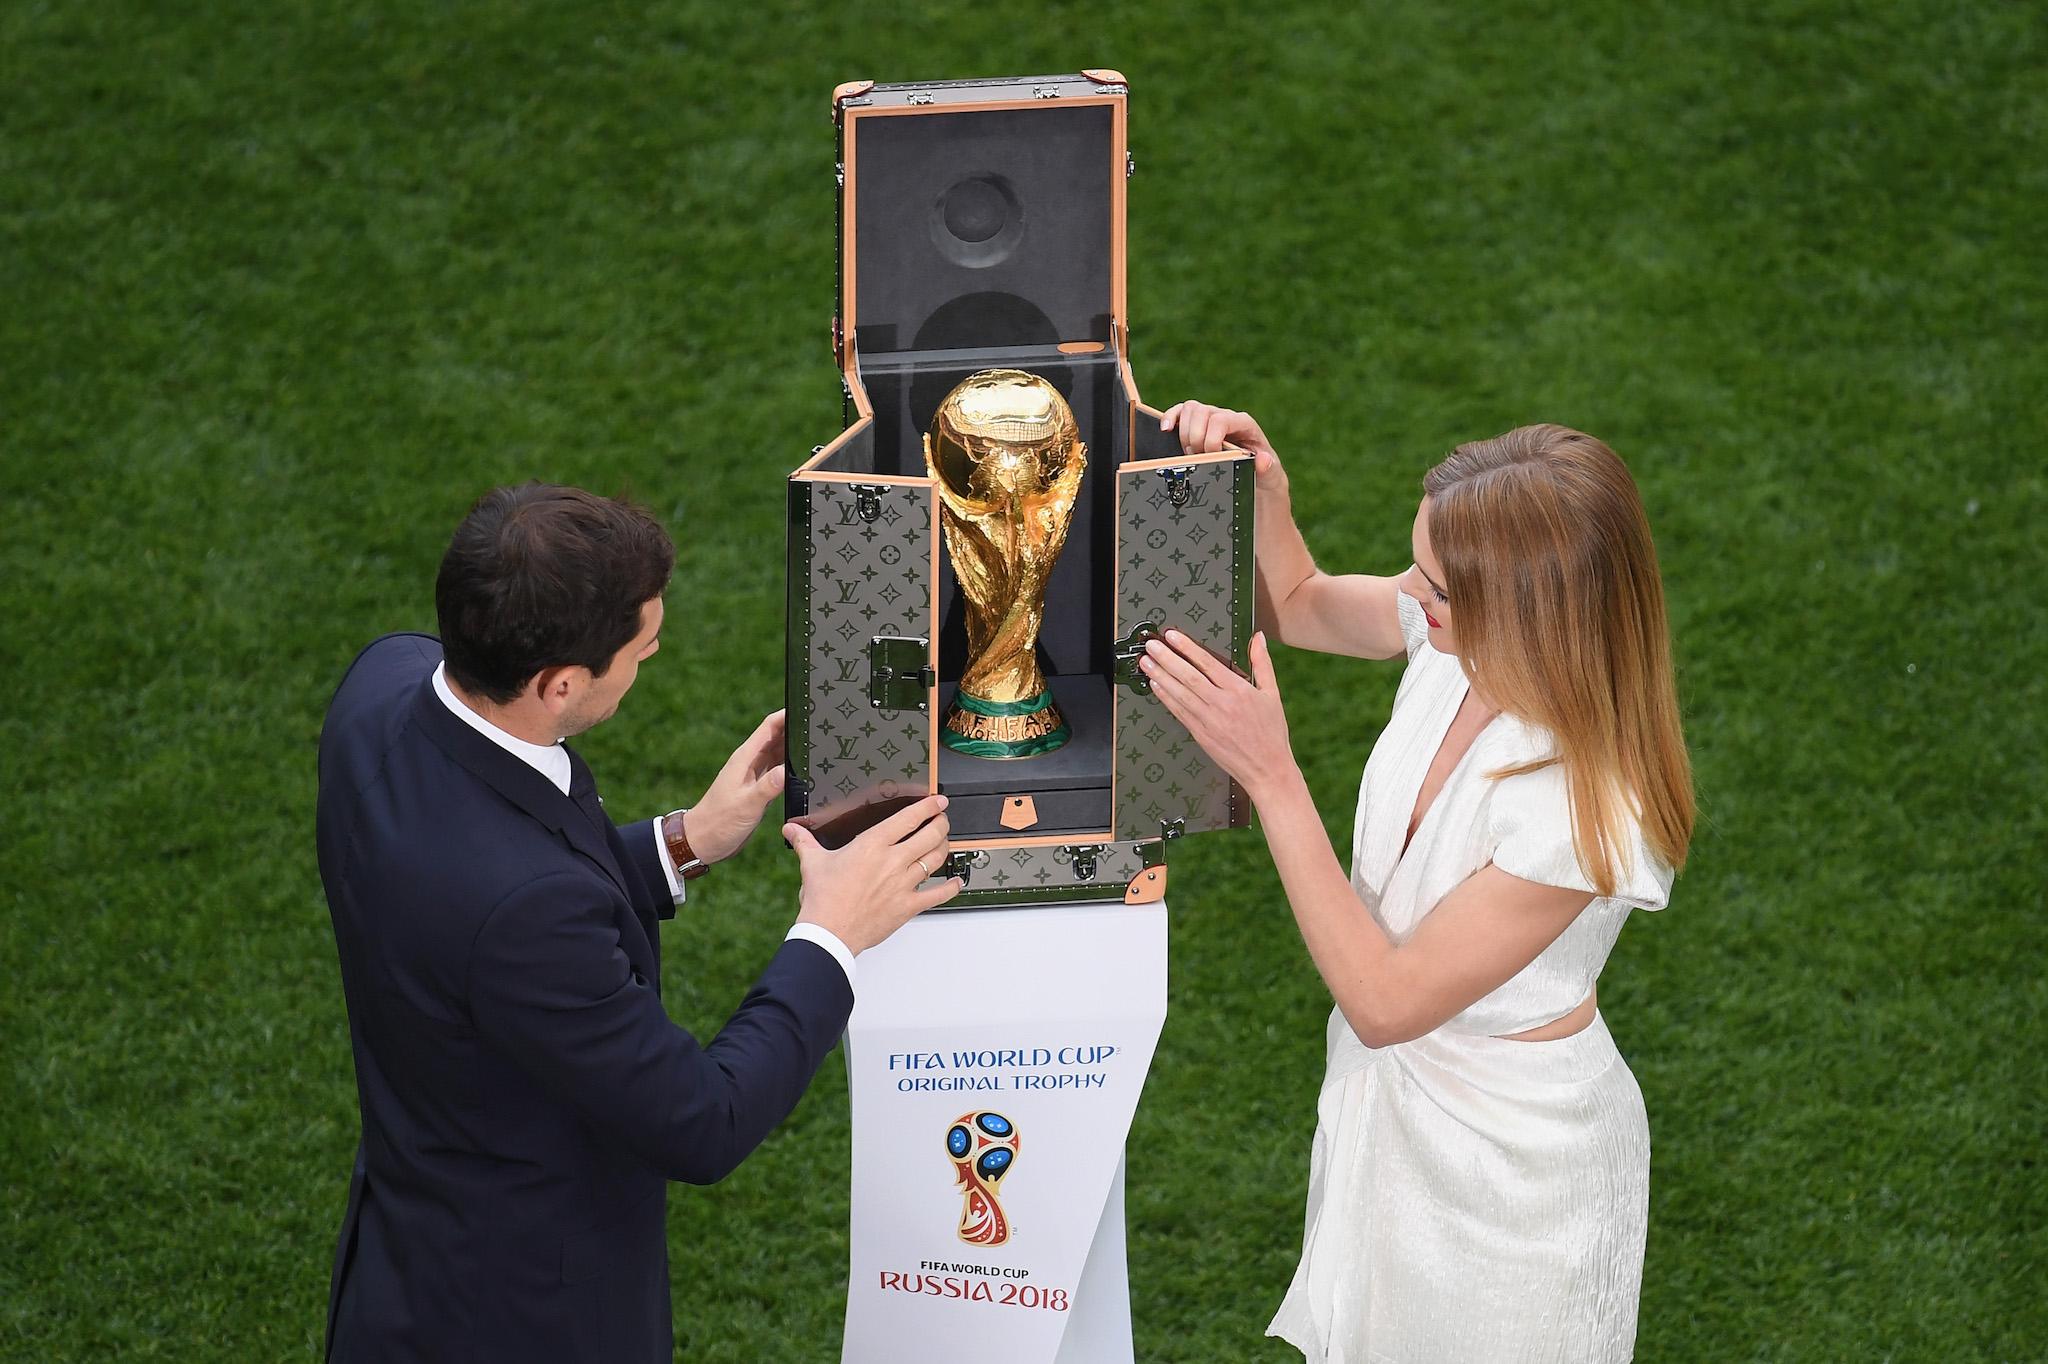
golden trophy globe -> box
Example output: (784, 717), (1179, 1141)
(924, 369), (1086, 758)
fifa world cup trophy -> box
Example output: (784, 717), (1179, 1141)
(924, 369), (1086, 758)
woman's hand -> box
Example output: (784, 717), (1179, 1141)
(1159, 401), (1288, 496)
(1139, 629), (1298, 805)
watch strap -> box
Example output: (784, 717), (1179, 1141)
(661, 809), (710, 881)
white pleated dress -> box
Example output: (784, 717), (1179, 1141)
(1267, 590), (1674, 1364)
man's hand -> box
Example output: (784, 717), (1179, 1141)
(782, 795), (962, 955)
(686, 710), (789, 864)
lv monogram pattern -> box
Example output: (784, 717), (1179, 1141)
(798, 480), (934, 830)
(1114, 460), (1244, 840)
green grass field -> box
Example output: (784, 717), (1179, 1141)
(4, 1), (2042, 1359)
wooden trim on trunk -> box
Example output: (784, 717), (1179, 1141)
(831, 80), (874, 122)
(1122, 447), (1247, 472)
(840, 117), (859, 378)
(792, 353), (877, 477)
(845, 94), (1124, 121)
(1111, 95), (1127, 332)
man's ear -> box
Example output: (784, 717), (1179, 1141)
(528, 666), (582, 716)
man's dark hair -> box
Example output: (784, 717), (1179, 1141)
(435, 483), (675, 704)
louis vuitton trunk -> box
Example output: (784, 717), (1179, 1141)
(785, 71), (1255, 907)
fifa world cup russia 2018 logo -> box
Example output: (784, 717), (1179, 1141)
(946, 1111), (1020, 1246)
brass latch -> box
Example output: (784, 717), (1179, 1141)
(867, 636), (933, 712)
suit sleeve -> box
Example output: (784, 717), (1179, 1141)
(466, 872), (853, 1184)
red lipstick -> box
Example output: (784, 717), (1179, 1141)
(1423, 608), (1443, 629)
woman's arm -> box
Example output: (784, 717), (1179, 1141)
(1161, 402), (1407, 661)
(1251, 771), (1592, 1046)
(1139, 630), (1593, 1046)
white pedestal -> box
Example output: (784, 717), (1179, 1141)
(840, 902), (1168, 1364)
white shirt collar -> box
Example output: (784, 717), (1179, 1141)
(432, 662), (573, 796)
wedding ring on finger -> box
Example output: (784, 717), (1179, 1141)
(914, 856), (931, 880)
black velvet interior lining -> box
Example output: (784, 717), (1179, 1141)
(852, 104), (1114, 355)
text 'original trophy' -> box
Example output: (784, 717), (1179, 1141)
(924, 370), (1085, 760)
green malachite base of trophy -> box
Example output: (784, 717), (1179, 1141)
(941, 688), (1071, 759)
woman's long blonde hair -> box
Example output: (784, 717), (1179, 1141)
(1424, 425), (1694, 893)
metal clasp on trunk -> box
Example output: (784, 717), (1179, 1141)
(1159, 466), (1194, 508)
(1059, 844), (1110, 881)
(867, 636), (933, 712)
(940, 848), (989, 886)
(1112, 620), (1162, 693)
(853, 484), (884, 523)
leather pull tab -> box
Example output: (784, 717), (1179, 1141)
(999, 795), (1039, 831)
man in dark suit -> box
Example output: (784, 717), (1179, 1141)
(317, 484), (959, 1362)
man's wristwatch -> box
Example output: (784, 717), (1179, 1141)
(661, 809), (710, 882)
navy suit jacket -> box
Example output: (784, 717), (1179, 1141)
(317, 634), (852, 1363)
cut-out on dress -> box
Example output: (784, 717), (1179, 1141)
(1267, 589), (1674, 1364)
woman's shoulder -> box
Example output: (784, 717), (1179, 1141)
(1483, 713), (1561, 768)
(1481, 719), (1673, 909)
(1476, 721), (1571, 838)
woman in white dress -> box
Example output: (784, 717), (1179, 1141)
(1141, 404), (1695, 1363)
